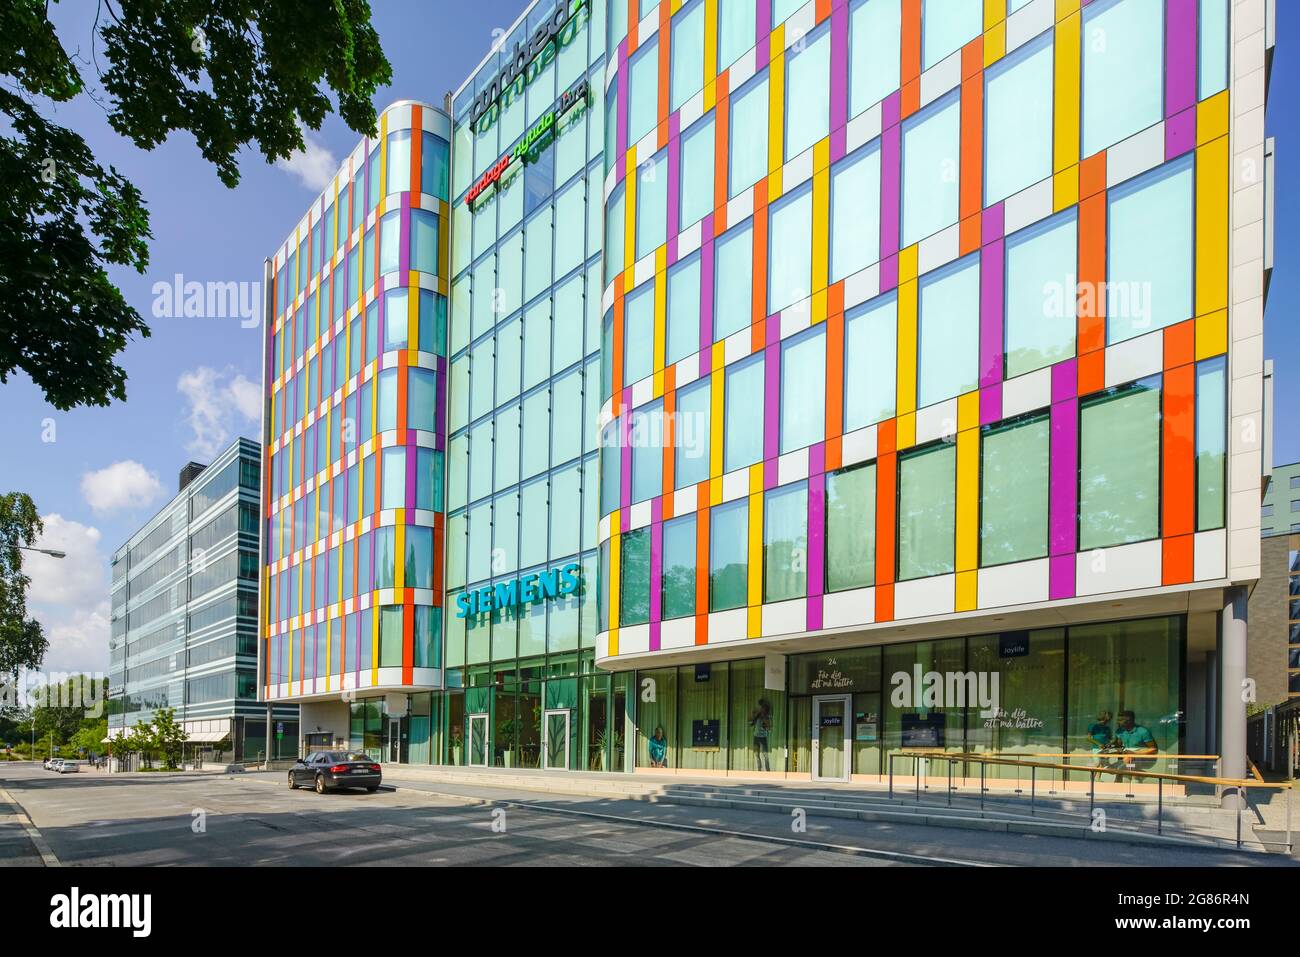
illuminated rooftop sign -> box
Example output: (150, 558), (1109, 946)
(464, 78), (589, 208)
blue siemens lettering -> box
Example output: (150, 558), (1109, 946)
(455, 562), (582, 618)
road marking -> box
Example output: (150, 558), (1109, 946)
(0, 785), (60, 867)
(245, 773), (995, 866)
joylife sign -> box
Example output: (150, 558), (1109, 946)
(456, 562), (583, 619)
(467, 0), (589, 133)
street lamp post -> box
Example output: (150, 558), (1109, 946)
(12, 545), (65, 559)
(7, 536), (66, 763)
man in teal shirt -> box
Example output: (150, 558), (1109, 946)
(1113, 710), (1157, 780)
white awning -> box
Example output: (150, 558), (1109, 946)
(186, 731), (231, 743)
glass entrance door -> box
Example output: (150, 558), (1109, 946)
(812, 695), (851, 782)
(543, 709), (569, 771)
(467, 714), (489, 767)
(388, 719), (401, 764)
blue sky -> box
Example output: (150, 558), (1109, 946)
(2, 1), (1296, 678)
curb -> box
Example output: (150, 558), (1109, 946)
(0, 785), (60, 867)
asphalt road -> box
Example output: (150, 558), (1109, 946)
(0, 763), (901, 867)
(0, 763), (1294, 867)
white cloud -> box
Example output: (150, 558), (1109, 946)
(79, 461), (163, 515)
(177, 365), (261, 460)
(226, 373), (262, 421)
(35, 601), (110, 676)
(26, 515), (104, 607)
(275, 128), (338, 191)
(25, 515), (111, 675)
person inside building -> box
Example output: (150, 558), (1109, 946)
(750, 699), (772, 772)
(647, 726), (668, 769)
(1086, 710), (1114, 751)
(1109, 709), (1159, 782)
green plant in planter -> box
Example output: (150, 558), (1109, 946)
(592, 727), (625, 770)
(498, 718), (519, 767)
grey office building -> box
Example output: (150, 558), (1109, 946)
(108, 438), (297, 760)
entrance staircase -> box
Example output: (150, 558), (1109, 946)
(380, 764), (1294, 854)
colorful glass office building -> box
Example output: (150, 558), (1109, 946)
(261, 101), (452, 757)
(263, 0), (1274, 784)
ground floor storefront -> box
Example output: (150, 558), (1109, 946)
(303, 612), (1228, 789)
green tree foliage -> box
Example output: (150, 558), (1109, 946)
(126, 719), (154, 768)
(150, 707), (188, 770)
(0, 0), (392, 409)
(30, 674), (107, 742)
(70, 718), (108, 755)
(0, 492), (47, 680)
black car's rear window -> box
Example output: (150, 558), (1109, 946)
(326, 752), (373, 763)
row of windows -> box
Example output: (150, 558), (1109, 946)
(188, 589), (259, 635)
(448, 453), (600, 592)
(271, 287), (446, 446)
(269, 368), (441, 505)
(609, 146), (1198, 409)
(449, 264), (603, 434)
(122, 621), (182, 662)
(123, 544), (185, 598)
(445, 552), (601, 668)
(186, 669), (257, 705)
(608, 366), (1226, 623)
(272, 208), (442, 393)
(266, 604), (442, 683)
(451, 350), (602, 503)
(126, 587), (178, 633)
(610, 0), (1227, 208)
(126, 512), (182, 572)
(187, 631), (258, 669)
(455, 78), (605, 277)
(189, 549), (258, 603)
(269, 524), (437, 623)
(113, 687), (173, 715)
(270, 446), (444, 564)
(452, 172), (604, 363)
(190, 502), (258, 555)
(603, 313), (1224, 526)
(190, 457), (260, 520)
(277, 128), (450, 318)
(125, 653), (180, 686)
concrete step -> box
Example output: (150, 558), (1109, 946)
(381, 765), (1274, 852)
(384, 766), (1244, 825)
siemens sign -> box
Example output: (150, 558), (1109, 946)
(467, 0), (588, 132)
(456, 562), (583, 618)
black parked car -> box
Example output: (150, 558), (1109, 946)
(288, 751), (382, 794)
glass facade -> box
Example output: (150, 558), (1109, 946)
(597, 0), (1232, 663)
(109, 440), (296, 760)
(257, 0), (1254, 781)
(263, 101), (451, 709)
(437, 0), (614, 769)
(629, 615), (1185, 780)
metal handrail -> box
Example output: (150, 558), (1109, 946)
(894, 749), (1289, 789)
(887, 749), (1291, 852)
(946, 751), (1223, 761)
